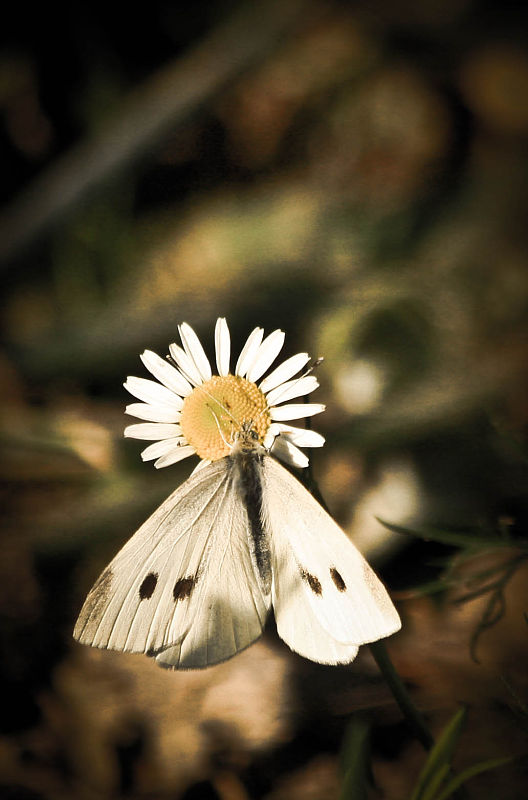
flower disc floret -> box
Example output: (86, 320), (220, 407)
(180, 375), (270, 461)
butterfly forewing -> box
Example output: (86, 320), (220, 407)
(74, 458), (271, 662)
(156, 485), (272, 668)
(155, 540), (269, 669)
(262, 455), (401, 654)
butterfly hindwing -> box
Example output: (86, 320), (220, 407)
(262, 455), (401, 662)
(74, 458), (271, 667)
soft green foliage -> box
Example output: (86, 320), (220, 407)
(379, 519), (528, 662)
(431, 756), (513, 800)
(409, 708), (512, 800)
(410, 707), (468, 800)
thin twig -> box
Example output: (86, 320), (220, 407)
(0, 0), (310, 266)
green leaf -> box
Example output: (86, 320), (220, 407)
(410, 708), (467, 800)
(376, 519), (502, 549)
(420, 762), (450, 800)
(339, 717), (370, 800)
(433, 755), (513, 800)
(405, 577), (452, 597)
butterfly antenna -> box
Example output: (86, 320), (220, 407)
(208, 405), (234, 450)
(196, 383), (241, 428)
(166, 357), (243, 446)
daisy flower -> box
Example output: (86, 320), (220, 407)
(124, 318), (325, 472)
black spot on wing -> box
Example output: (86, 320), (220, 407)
(139, 572), (158, 599)
(173, 576), (196, 601)
(300, 567), (322, 595)
(330, 567), (346, 592)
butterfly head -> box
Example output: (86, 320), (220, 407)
(230, 420), (267, 456)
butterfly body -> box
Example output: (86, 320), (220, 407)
(230, 433), (272, 594)
(74, 432), (400, 669)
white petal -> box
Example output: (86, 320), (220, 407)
(168, 342), (204, 386)
(270, 403), (325, 421)
(235, 327), (263, 377)
(246, 329), (285, 383)
(141, 437), (187, 461)
(271, 423), (325, 447)
(179, 322), (212, 382)
(215, 318), (231, 376)
(124, 376), (182, 408)
(140, 350), (192, 397)
(259, 353), (310, 393)
(271, 436), (309, 468)
(154, 445), (196, 469)
(124, 423), (182, 440)
(265, 375), (319, 406)
(125, 403), (181, 423)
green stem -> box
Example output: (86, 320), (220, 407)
(369, 639), (434, 751)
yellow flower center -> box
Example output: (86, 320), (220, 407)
(180, 375), (270, 461)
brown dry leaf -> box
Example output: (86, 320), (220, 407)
(460, 44), (528, 136)
(48, 639), (292, 796)
(217, 12), (376, 168)
(265, 754), (340, 800)
(308, 64), (451, 207)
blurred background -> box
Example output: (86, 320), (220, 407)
(2, 0), (528, 797)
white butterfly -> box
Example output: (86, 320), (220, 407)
(74, 426), (401, 668)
